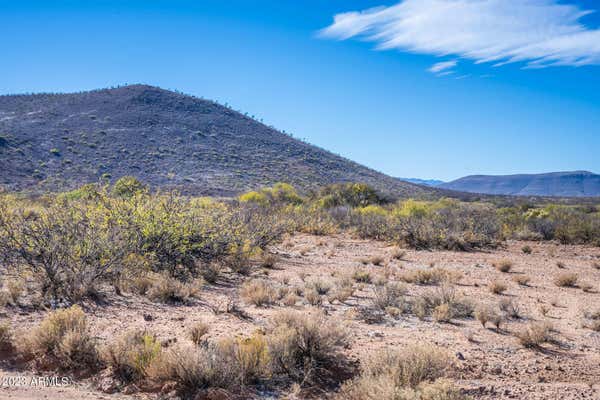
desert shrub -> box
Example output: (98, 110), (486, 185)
(0, 197), (132, 302)
(517, 322), (553, 348)
(512, 275), (530, 286)
(414, 286), (473, 320)
(554, 273), (578, 287)
(432, 304), (452, 323)
(21, 305), (99, 371)
(400, 268), (462, 286)
(494, 260), (513, 273)
(306, 278), (332, 295)
(260, 253), (279, 269)
(104, 330), (162, 383)
(152, 333), (270, 395)
(583, 309), (600, 331)
(240, 279), (277, 306)
(283, 293), (300, 306)
(267, 310), (349, 384)
(352, 269), (372, 283)
(488, 280), (507, 295)
(391, 248), (406, 260)
(112, 176), (148, 198)
(338, 344), (462, 400)
(394, 200), (500, 251)
(315, 183), (386, 208)
(0, 323), (13, 352)
(328, 286), (354, 304)
(189, 321), (210, 345)
(370, 255), (385, 266)
(147, 274), (201, 304)
(499, 299), (522, 319)
(305, 289), (323, 306)
(521, 245), (532, 254)
(372, 282), (407, 311)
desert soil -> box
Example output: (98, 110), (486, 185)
(2, 233), (600, 399)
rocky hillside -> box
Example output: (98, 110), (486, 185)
(439, 171), (600, 197)
(0, 85), (429, 197)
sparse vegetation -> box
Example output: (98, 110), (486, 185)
(240, 279), (277, 306)
(494, 260), (513, 273)
(20, 305), (100, 371)
(512, 275), (531, 286)
(489, 280), (508, 295)
(517, 322), (553, 348)
(554, 273), (578, 287)
(267, 310), (349, 384)
(338, 344), (463, 400)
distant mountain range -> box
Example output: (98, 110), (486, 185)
(399, 178), (445, 187)
(438, 171), (600, 197)
(0, 85), (431, 197)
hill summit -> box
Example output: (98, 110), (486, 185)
(0, 85), (427, 197)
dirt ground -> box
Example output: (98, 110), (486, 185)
(2, 233), (600, 399)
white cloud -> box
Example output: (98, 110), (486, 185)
(429, 60), (458, 74)
(320, 0), (600, 69)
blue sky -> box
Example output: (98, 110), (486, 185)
(1, 0), (600, 181)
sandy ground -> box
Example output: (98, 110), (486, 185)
(2, 233), (600, 399)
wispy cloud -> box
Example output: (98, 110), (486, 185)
(320, 0), (600, 69)
(429, 60), (458, 75)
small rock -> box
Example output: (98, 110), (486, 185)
(143, 313), (154, 321)
(456, 352), (465, 361)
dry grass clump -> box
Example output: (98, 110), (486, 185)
(432, 304), (453, 323)
(104, 330), (162, 383)
(414, 286), (473, 321)
(328, 286), (354, 304)
(0, 291), (10, 308)
(512, 275), (531, 286)
(391, 248), (406, 260)
(521, 245), (532, 254)
(151, 333), (270, 394)
(267, 310), (349, 384)
(370, 255), (385, 266)
(5, 280), (24, 305)
(337, 344), (463, 400)
(283, 293), (300, 306)
(372, 282), (407, 311)
(306, 278), (332, 295)
(474, 305), (503, 330)
(189, 321), (210, 345)
(517, 322), (553, 348)
(554, 273), (578, 287)
(352, 269), (372, 283)
(200, 263), (222, 284)
(305, 289), (323, 306)
(147, 274), (201, 304)
(494, 260), (513, 273)
(0, 322), (13, 352)
(260, 253), (279, 269)
(400, 268), (462, 286)
(499, 298), (522, 320)
(240, 279), (277, 306)
(583, 309), (600, 332)
(488, 280), (507, 295)
(581, 283), (594, 293)
(21, 305), (100, 371)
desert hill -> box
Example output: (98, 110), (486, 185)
(0, 85), (429, 197)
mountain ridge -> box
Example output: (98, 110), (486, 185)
(439, 171), (600, 197)
(0, 84), (430, 197)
